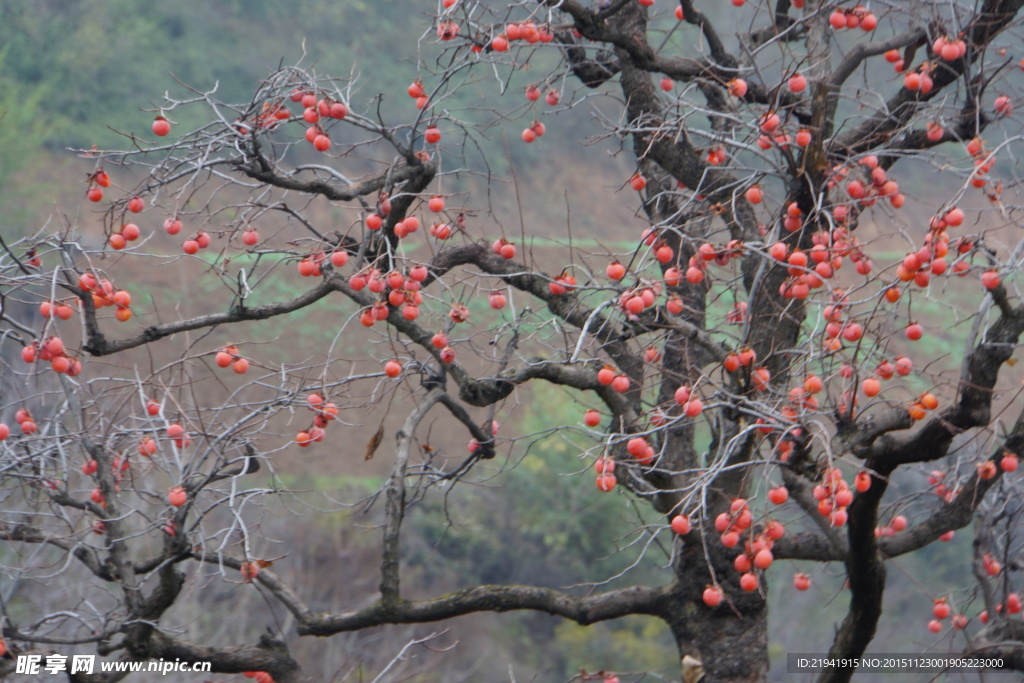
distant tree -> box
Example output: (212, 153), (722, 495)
(3, 1), (1024, 681)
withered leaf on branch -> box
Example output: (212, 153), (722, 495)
(240, 560), (272, 583)
(365, 424), (385, 460)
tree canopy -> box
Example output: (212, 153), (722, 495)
(3, 1), (1024, 681)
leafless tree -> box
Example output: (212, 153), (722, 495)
(3, 1), (1024, 681)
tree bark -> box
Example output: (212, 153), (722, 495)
(666, 542), (769, 682)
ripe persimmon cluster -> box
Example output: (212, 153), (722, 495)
(78, 270), (133, 322)
(214, 345), (250, 375)
(21, 336), (82, 376)
(294, 393), (339, 448)
(812, 467), (861, 528)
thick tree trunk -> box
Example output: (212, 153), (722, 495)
(665, 543), (769, 682)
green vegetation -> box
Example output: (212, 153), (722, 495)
(1, 0), (413, 147)
(404, 385), (673, 678)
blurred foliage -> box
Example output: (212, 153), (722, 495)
(0, 0), (631, 239)
(555, 616), (677, 677)
(0, 0), (403, 148)
(0, 0), (570, 163)
(404, 385), (672, 677)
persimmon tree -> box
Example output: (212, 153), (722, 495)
(3, 0), (1024, 681)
